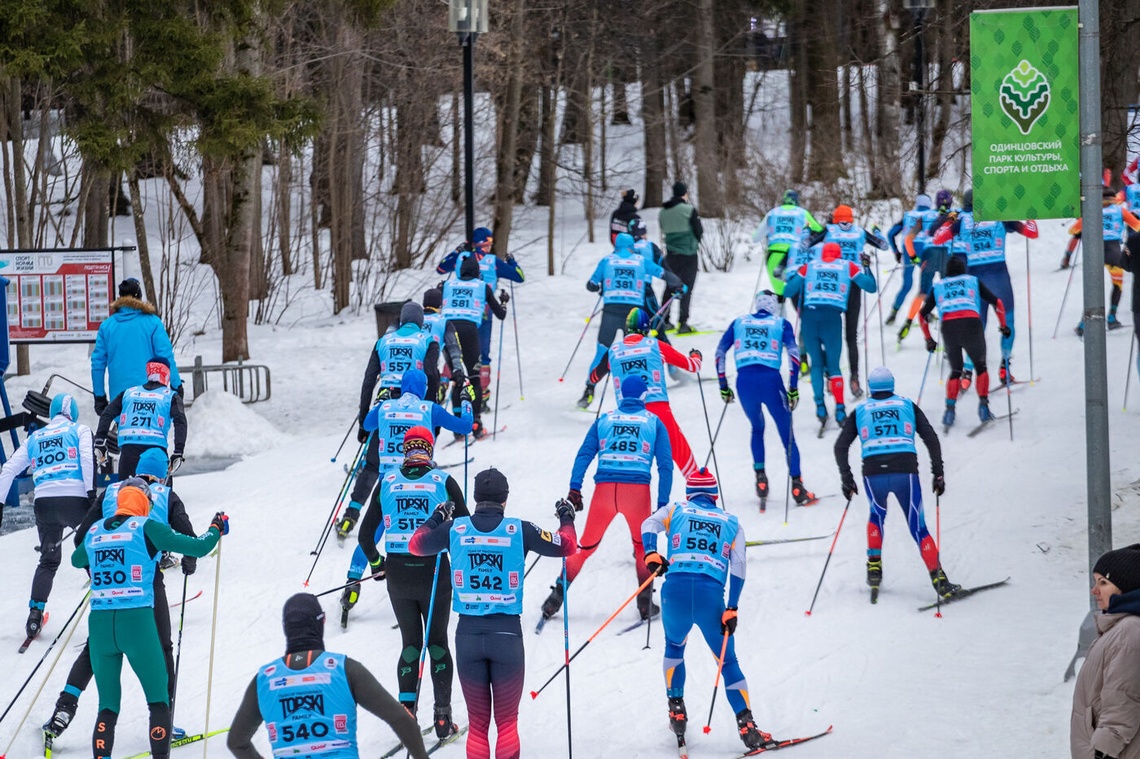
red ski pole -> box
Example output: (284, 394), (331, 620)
(805, 495), (854, 616)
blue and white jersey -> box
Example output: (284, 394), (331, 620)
(442, 278), (486, 324)
(27, 419), (84, 488)
(632, 239), (660, 266)
(597, 253), (653, 307)
(100, 481), (170, 526)
(86, 516), (157, 610)
(854, 396), (917, 458)
(373, 396), (434, 473)
(765, 206), (809, 248)
(255, 652), (357, 759)
(731, 314), (784, 371)
(664, 501), (739, 585)
(381, 469), (448, 554)
(117, 386), (174, 447)
(610, 338), (667, 404)
(455, 250), (499, 291)
(1126, 185), (1140, 215)
(932, 275), (982, 318)
(960, 211), (1008, 268)
(449, 517), (525, 616)
(824, 224), (865, 264)
(790, 240), (822, 268)
(374, 330), (432, 389)
(422, 312), (446, 346)
(1103, 204), (1125, 242)
(803, 259), (851, 310)
(596, 409), (657, 478)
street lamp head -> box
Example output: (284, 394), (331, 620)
(449, 0), (488, 35)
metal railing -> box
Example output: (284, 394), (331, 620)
(185, 356), (271, 405)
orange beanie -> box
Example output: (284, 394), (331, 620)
(116, 484), (150, 518)
(833, 205), (854, 224)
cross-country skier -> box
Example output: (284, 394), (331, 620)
(1070, 186), (1140, 336)
(0, 393), (94, 643)
(715, 290), (817, 509)
(409, 468), (578, 759)
(359, 300), (441, 417)
(783, 242), (878, 429)
(897, 189), (955, 345)
(918, 255), (1010, 426)
(628, 217), (673, 346)
(640, 468), (773, 753)
(576, 232), (681, 409)
(610, 189), (640, 245)
(539, 375), (672, 624)
(44, 449), (197, 742)
(226, 593), (431, 759)
(755, 189), (824, 301)
(806, 205), (889, 397)
(442, 255), (509, 434)
(833, 366), (960, 601)
(338, 369), (472, 619)
(588, 307), (702, 477)
(884, 194), (934, 324)
(421, 287), (466, 404)
(1121, 234), (1140, 384)
(355, 426), (467, 738)
(436, 227), (525, 410)
(70, 483), (227, 759)
(95, 357), (186, 478)
(929, 188), (1038, 384)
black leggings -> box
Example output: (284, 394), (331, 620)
(942, 318), (988, 394)
(32, 496), (91, 605)
(844, 286), (861, 379)
(449, 320), (484, 422)
(664, 254), (699, 324)
(388, 555), (454, 710)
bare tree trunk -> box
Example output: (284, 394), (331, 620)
(492, 0), (527, 257)
(6, 77), (33, 248)
(871, 0), (904, 199)
(612, 77), (630, 125)
(693, 0), (722, 216)
(927, 10), (954, 174)
(642, 49), (666, 208)
(806, 0), (845, 183)
(665, 83), (683, 186)
(277, 140), (293, 275)
(535, 83), (558, 206)
(512, 85), (539, 204)
(83, 166), (110, 248)
(1100, 0), (1140, 180)
(788, 19), (808, 184)
(582, 12), (597, 242)
(126, 172), (158, 311)
(714, 6), (745, 209)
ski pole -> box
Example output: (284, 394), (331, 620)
(169, 574), (189, 727)
(643, 581), (653, 651)
(511, 281), (524, 400)
(745, 533), (832, 547)
(704, 402), (729, 469)
(874, 252), (885, 366)
(524, 555), (541, 578)
(493, 314), (506, 441)
(558, 295), (603, 382)
(304, 435), (369, 587)
(1025, 237), (1035, 383)
(314, 575), (387, 600)
(531, 573), (656, 699)
(650, 292), (679, 334)
(593, 374), (609, 421)
(410, 554), (443, 714)
(916, 331), (940, 406)
(330, 416), (357, 463)
(202, 539), (223, 759)
(750, 241), (767, 302)
(702, 631), (730, 734)
(1005, 368), (1014, 441)
(35, 528), (76, 554)
(0, 590), (90, 731)
(805, 495), (854, 616)
(694, 374), (725, 508)
(1126, 331), (1137, 412)
(864, 262), (900, 322)
(935, 493), (943, 619)
(562, 557), (573, 759)
(783, 413), (798, 527)
(862, 288), (870, 383)
(1052, 238), (1080, 338)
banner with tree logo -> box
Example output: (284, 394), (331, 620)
(970, 7), (1079, 221)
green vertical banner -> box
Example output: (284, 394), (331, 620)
(970, 7), (1079, 221)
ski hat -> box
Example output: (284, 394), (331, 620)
(136, 449), (169, 480)
(625, 307), (651, 335)
(1094, 544), (1140, 595)
(118, 278), (143, 299)
(282, 593), (326, 655)
(935, 189), (953, 210)
(686, 467), (718, 502)
(620, 375), (648, 402)
(867, 366), (895, 394)
(400, 368), (428, 400)
(821, 242), (842, 262)
(472, 227), (493, 245)
(915, 193), (933, 210)
(628, 217), (648, 239)
(614, 232), (635, 251)
(116, 478), (151, 518)
(754, 290), (779, 315)
(946, 255), (968, 276)
(49, 393), (78, 422)
(459, 254), (480, 279)
(474, 467), (509, 504)
(400, 301), (424, 328)
(962, 189), (974, 211)
(832, 205), (854, 224)
(672, 182), (688, 198)
(782, 189), (799, 206)
(403, 426), (434, 459)
(147, 356), (171, 386)
(423, 287), (443, 311)
(622, 188), (638, 203)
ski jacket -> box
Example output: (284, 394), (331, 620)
(715, 309), (800, 391)
(658, 198), (703, 256)
(0, 415), (94, 500)
(570, 397), (673, 502)
(97, 381), (187, 455)
(834, 391), (943, 479)
(91, 297), (181, 398)
(610, 199), (640, 244)
(1071, 590), (1140, 759)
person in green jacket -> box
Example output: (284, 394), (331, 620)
(71, 480), (229, 759)
(754, 189), (824, 300)
(657, 182), (704, 333)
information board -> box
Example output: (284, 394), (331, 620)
(1, 249), (115, 343)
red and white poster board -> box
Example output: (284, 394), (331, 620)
(1, 249), (115, 343)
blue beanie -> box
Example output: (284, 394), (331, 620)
(137, 449), (169, 479)
(620, 375), (647, 401)
(472, 227), (493, 244)
(614, 233), (634, 251)
(49, 393), (78, 422)
(400, 368), (428, 399)
(867, 366), (895, 394)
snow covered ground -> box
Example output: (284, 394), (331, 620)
(0, 207), (1138, 759)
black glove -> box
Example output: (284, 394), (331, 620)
(181, 556), (197, 576)
(644, 551), (669, 577)
(210, 512), (230, 535)
(787, 388), (799, 411)
(369, 555), (387, 581)
(432, 500), (455, 523)
(841, 475), (858, 500)
(586, 280), (601, 293)
(925, 337), (938, 353)
(720, 386), (735, 404)
(860, 252), (872, 268)
(169, 453), (184, 474)
(721, 607), (739, 635)
(87, 489), (98, 510)
(459, 241), (474, 253)
(999, 324), (1012, 338)
(688, 349), (702, 362)
(894, 251), (903, 265)
(174, 383), (185, 398)
(567, 489), (584, 511)
(555, 499), (576, 522)
(451, 365), (466, 385)
(357, 426), (369, 444)
(460, 382), (477, 405)
(932, 475), (946, 496)
(499, 289), (510, 305)
(94, 395), (108, 415)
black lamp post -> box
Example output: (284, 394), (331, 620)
(449, 0), (488, 243)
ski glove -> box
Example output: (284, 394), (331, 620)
(787, 388), (799, 411)
(644, 551), (669, 577)
(566, 489), (584, 511)
(932, 475), (946, 496)
(999, 324), (1012, 338)
(720, 386), (735, 404)
(174, 383), (185, 398)
(721, 607), (739, 636)
(181, 556), (197, 576)
(499, 289), (510, 305)
(357, 426), (369, 444)
(169, 454), (184, 475)
(925, 337), (938, 353)
(689, 349), (702, 361)
(841, 475), (858, 500)
(586, 280), (601, 293)
(860, 252), (872, 268)
(432, 500), (455, 524)
(451, 366), (466, 385)
(555, 499), (576, 523)
(94, 441), (109, 467)
(210, 512), (230, 536)
(94, 395), (108, 415)
(369, 555), (387, 581)
(460, 382), (477, 405)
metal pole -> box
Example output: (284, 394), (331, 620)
(914, 9), (926, 193)
(1078, 0), (1111, 606)
(462, 33), (476, 243)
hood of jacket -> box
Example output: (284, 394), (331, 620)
(662, 197), (687, 210)
(109, 296), (157, 317)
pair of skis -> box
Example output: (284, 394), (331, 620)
(870, 577), (1010, 609)
(380, 724), (468, 758)
(677, 725), (832, 757)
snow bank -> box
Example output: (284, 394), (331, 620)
(183, 390), (287, 457)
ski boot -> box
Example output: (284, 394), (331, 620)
(790, 477), (816, 506)
(897, 319), (913, 342)
(637, 586), (660, 620)
(676, 322), (695, 335)
(172, 726), (187, 740)
(471, 421), (488, 440)
(960, 368), (973, 393)
(942, 404), (956, 429)
(340, 582), (361, 627)
(815, 403), (827, 423)
(336, 505), (361, 541)
(866, 558), (882, 588)
(930, 568), (962, 599)
(576, 383), (595, 410)
(886, 306), (899, 325)
(999, 359), (1014, 386)
(1060, 251), (1072, 269)
(735, 709), (774, 752)
(755, 469), (769, 511)
(434, 705), (459, 741)
(835, 403), (847, 424)
(26, 606), (44, 640)
(1108, 313), (1125, 331)
(540, 580), (565, 620)
(43, 694), (77, 738)
(977, 399), (995, 423)
(850, 376), (863, 399)
(800, 354), (811, 377)
(668, 697), (688, 738)
(158, 552), (178, 570)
